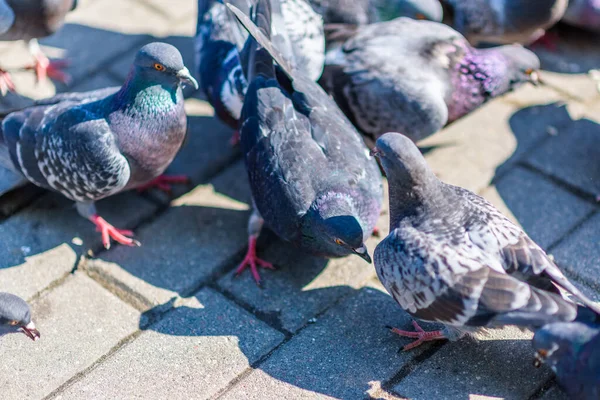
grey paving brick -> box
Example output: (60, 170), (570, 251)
(135, 0), (198, 22)
(0, 191), (157, 299)
(526, 117), (600, 198)
(491, 167), (595, 249)
(551, 212), (600, 290)
(0, 273), (140, 400)
(538, 72), (600, 104)
(69, 71), (121, 93)
(392, 327), (552, 400)
(539, 384), (569, 400)
(220, 287), (429, 400)
(86, 162), (252, 311)
(58, 287), (285, 400)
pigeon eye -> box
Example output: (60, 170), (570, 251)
(154, 63), (165, 71)
(9, 320), (19, 326)
(525, 68), (534, 75)
(415, 13), (427, 20)
(335, 238), (344, 245)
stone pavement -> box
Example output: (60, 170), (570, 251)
(0, 1), (598, 399)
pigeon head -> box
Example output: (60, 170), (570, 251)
(132, 42), (198, 91)
(532, 322), (597, 370)
(0, 293), (40, 341)
(375, 0), (443, 22)
(302, 193), (371, 263)
(495, 44), (542, 86)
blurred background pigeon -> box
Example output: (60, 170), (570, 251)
(561, 0), (600, 33)
(0, 0), (79, 94)
(0, 292), (40, 341)
(445, 0), (568, 46)
(0, 0), (15, 35)
(195, 0), (324, 145)
(0, 42), (198, 249)
(372, 132), (600, 350)
(226, 0), (383, 286)
(319, 18), (540, 143)
(534, 320), (600, 399)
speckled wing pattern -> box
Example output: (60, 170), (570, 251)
(1, 94), (130, 203)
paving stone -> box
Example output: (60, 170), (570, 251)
(551, 212), (600, 290)
(135, 0), (198, 22)
(0, 273), (140, 400)
(392, 327), (552, 400)
(220, 287), (431, 400)
(526, 116), (600, 197)
(86, 162), (252, 311)
(490, 167), (595, 249)
(57, 288), (285, 400)
(539, 385), (569, 400)
(0, 191), (157, 299)
(538, 72), (600, 104)
(68, 71), (121, 93)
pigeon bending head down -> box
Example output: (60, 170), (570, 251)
(132, 42), (198, 91)
(0, 293), (40, 341)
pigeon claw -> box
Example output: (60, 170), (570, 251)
(137, 174), (190, 194)
(235, 236), (275, 286)
(0, 69), (15, 95)
(26, 55), (72, 85)
(389, 320), (445, 351)
(90, 214), (140, 250)
(229, 130), (241, 146)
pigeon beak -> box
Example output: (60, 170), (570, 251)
(70, 0), (78, 11)
(176, 67), (199, 90)
(527, 70), (542, 86)
(19, 321), (40, 341)
(353, 244), (372, 264)
(369, 147), (380, 158)
(533, 349), (547, 368)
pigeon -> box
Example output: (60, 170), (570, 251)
(0, 42), (198, 249)
(0, 0), (15, 35)
(319, 18), (540, 143)
(195, 0), (324, 144)
(308, 0), (443, 25)
(533, 320), (600, 400)
(225, 0), (383, 285)
(446, 0), (569, 45)
(0, 0), (79, 94)
(372, 132), (600, 350)
(0, 292), (40, 341)
(561, 0), (600, 33)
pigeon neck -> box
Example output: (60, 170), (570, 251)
(117, 70), (181, 114)
(387, 172), (441, 229)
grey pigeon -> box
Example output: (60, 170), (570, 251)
(0, 0), (15, 35)
(0, 292), (40, 341)
(196, 0), (324, 144)
(447, 0), (568, 45)
(308, 0), (443, 25)
(0, 0), (79, 93)
(372, 132), (600, 350)
(225, 0), (383, 285)
(562, 0), (600, 33)
(319, 17), (540, 143)
(0, 42), (198, 249)
(533, 319), (600, 400)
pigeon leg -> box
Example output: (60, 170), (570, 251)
(236, 208), (275, 286)
(26, 39), (71, 84)
(76, 201), (140, 250)
(229, 130), (241, 146)
(136, 174), (190, 193)
(529, 30), (559, 51)
(388, 320), (445, 351)
(0, 68), (15, 95)
(372, 226), (381, 237)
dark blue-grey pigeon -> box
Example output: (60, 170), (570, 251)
(225, 0), (383, 286)
(372, 132), (600, 350)
(0, 0), (79, 93)
(319, 17), (540, 143)
(533, 319), (600, 399)
(196, 0), (324, 144)
(0, 292), (40, 341)
(562, 0), (600, 33)
(447, 0), (568, 45)
(308, 0), (443, 25)
(0, 42), (198, 249)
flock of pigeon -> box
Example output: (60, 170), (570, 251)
(0, 0), (598, 398)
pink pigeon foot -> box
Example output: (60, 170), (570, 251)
(26, 53), (71, 85)
(372, 226), (381, 237)
(136, 174), (190, 193)
(0, 69), (15, 95)
(235, 236), (275, 286)
(229, 130), (240, 146)
(530, 31), (559, 51)
(388, 320), (446, 351)
(89, 214), (140, 250)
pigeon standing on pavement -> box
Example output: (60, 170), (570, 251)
(225, 0), (383, 285)
(195, 0), (324, 144)
(308, 0), (443, 25)
(372, 132), (600, 350)
(446, 0), (569, 45)
(0, 42), (198, 249)
(319, 18), (540, 143)
(0, 0), (79, 94)
(533, 320), (600, 400)
(561, 0), (600, 33)
(0, 292), (40, 341)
